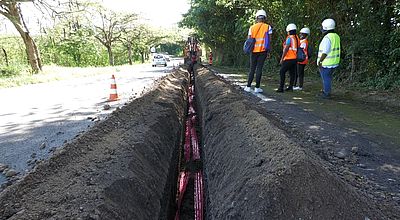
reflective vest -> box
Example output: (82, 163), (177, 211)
(250, 23), (270, 53)
(298, 38), (309, 65)
(283, 35), (299, 61)
(317, 33), (341, 67)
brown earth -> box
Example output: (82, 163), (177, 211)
(194, 66), (400, 219)
(0, 65), (399, 220)
(0, 71), (187, 220)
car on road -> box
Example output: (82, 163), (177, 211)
(152, 54), (167, 67)
(164, 54), (171, 62)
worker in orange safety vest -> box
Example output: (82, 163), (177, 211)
(209, 51), (213, 65)
(294, 27), (311, 91)
(244, 9), (272, 93)
(277, 23), (300, 93)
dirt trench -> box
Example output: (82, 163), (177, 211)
(0, 71), (188, 220)
(194, 66), (398, 219)
(0, 66), (398, 220)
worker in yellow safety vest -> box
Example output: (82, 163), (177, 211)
(244, 9), (272, 93)
(317, 18), (341, 99)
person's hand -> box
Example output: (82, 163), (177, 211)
(318, 60), (322, 68)
(267, 53), (271, 59)
(279, 59), (283, 65)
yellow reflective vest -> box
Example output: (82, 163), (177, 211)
(317, 33), (341, 67)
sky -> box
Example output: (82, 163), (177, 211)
(0, 0), (190, 35)
(100, 0), (190, 28)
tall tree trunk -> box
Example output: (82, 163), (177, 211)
(106, 45), (114, 66)
(2, 48), (8, 66)
(18, 29), (42, 73)
(127, 42), (132, 65)
(140, 51), (145, 63)
(1, 3), (42, 73)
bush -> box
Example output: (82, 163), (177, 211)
(0, 65), (22, 77)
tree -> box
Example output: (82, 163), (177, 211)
(0, 0), (42, 73)
(88, 5), (137, 66)
(182, 0), (400, 89)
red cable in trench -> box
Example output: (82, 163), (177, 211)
(175, 70), (204, 220)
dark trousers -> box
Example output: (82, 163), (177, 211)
(279, 59), (297, 89)
(247, 51), (268, 88)
(295, 64), (306, 87)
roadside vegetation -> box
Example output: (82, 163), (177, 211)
(0, 0), (185, 88)
(181, 0), (400, 91)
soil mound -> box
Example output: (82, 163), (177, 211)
(0, 71), (187, 220)
(195, 67), (392, 219)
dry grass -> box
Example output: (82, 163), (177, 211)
(0, 65), (137, 88)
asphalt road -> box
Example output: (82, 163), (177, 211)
(0, 59), (182, 184)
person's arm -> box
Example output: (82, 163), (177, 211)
(248, 27), (252, 39)
(280, 38), (290, 64)
(267, 34), (272, 58)
(318, 54), (327, 67)
(318, 38), (331, 67)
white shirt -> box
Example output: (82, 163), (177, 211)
(320, 36), (331, 54)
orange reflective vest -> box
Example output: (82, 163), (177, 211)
(283, 35), (299, 61)
(249, 23), (270, 53)
(298, 38), (309, 65)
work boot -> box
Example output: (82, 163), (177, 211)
(276, 88), (284, 93)
(254, 87), (263, 93)
(285, 86), (293, 92)
(293, 86), (303, 91)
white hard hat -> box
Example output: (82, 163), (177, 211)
(255, 10), (267, 18)
(300, 27), (311, 35)
(322, 18), (335, 30)
(286, 23), (297, 32)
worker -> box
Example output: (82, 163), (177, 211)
(244, 9), (272, 93)
(209, 51), (213, 65)
(277, 23), (299, 92)
(294, 27), (311, 91)
(317, 18), (341, 98)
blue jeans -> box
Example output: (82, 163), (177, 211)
(320, 67), (336, 95)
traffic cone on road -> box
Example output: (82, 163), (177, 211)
(108, 74), (119, 102)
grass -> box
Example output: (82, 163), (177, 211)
(0, 64), (142, 89)
(212, 64), (400, 147)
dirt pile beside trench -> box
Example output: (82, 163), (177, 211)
(0, 71), (187, 220)
(195, 66), (393, 219)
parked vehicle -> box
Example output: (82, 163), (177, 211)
(152, 54), (167, 67)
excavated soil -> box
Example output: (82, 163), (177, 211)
(194, 66), (400, 219)
(0, 66), (399, 220)
(0, 71), (187, 220)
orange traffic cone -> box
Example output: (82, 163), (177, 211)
(108, 74), (119, 102)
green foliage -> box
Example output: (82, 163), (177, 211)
(0, 65), (22, 77)
(0, 36), (26, 66)
(38, 29), (109, 67)
(181, 0), (400, 90)
(159, 43), (183, 56)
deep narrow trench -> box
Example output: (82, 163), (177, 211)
(172, 68), (205, 220)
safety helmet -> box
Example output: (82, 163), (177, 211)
(255, 10), (267, 19)
(286, 23), (297, 32)
(322, 18), (335, 30)
(300, 27), (311, 35)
